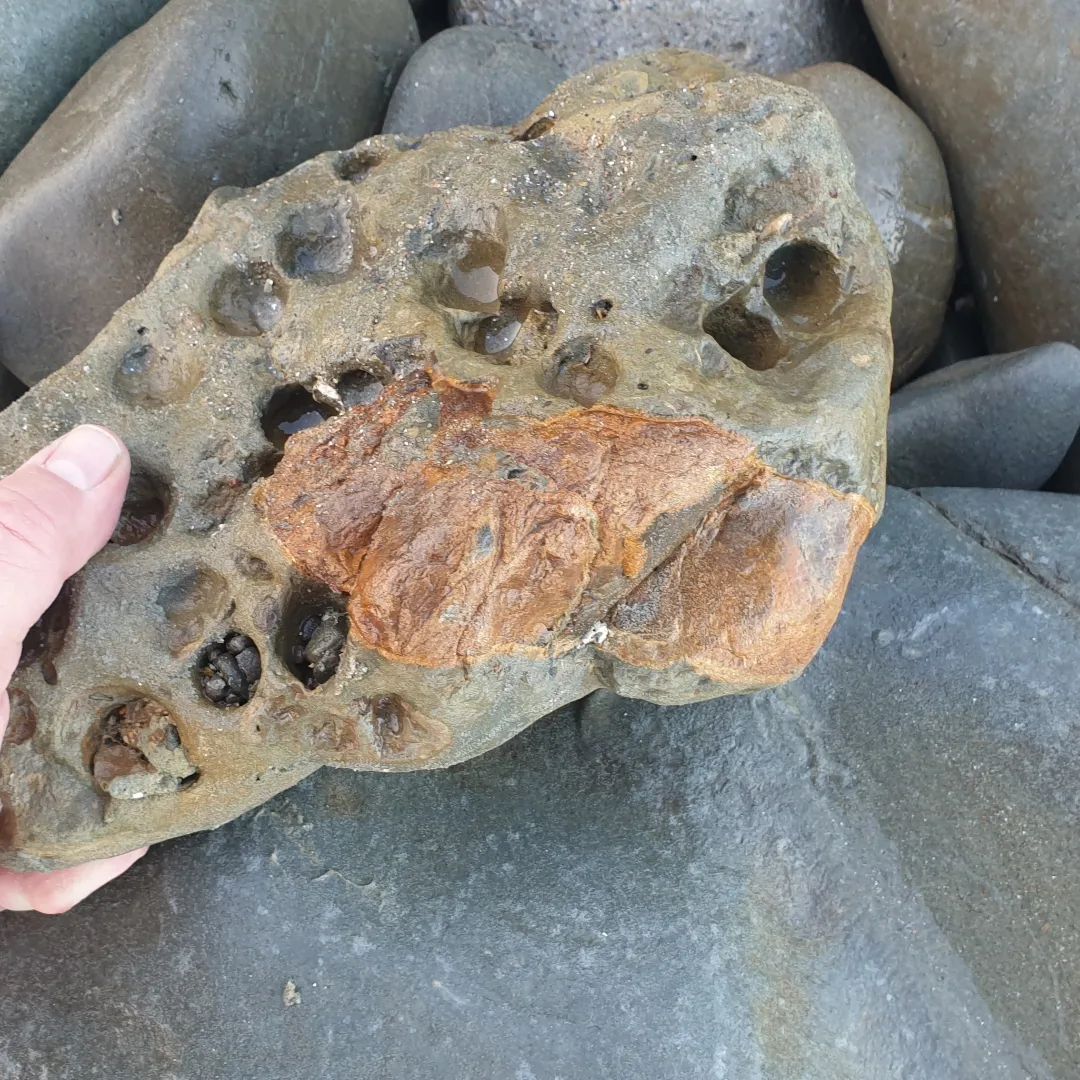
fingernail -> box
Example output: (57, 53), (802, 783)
(43, 426), (125, 491)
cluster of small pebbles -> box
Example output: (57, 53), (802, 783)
(1, 2), (1079, 1078)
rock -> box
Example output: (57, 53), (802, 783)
(0, 0), (168, 173)
(0, 0), (419, 386)
(451, 0), (879, 77)
(914, 487), (1080, 608)
(0, 52), (893, 870)
(383, 26), (565, 136)
(887, 344), (1080, 490)
(0, 487), (1072, 1077)
(783, 63), (956, 387)
(0, 364), (23, 411)
(862, 0), (1080, 353)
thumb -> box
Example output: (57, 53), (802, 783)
(0, 426), (130, 708)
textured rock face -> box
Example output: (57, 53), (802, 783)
(0, 0), (167, 172)
(887, 344), (1080, 490)
(383, 26), (565, 136)
(862, 0), (1080, 353)
(0, 52), (892, 870)
(0, 0), (418, 386)
(451, 0), (879, 77)
(783, 63), (956, 386)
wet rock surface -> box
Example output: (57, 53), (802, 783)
(0, 0), (419, 386)
(451, 0), (879, 77)
(863, 0), (1080, 354)
(383, 26), (565, 136)
(0, 0), (167, 173)
(0, 52), (892, 870)
(887, 344), (1080, 490)
(783, 63), (956, 386)
(1, 488), (1073, 1078)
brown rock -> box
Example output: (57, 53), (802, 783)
(0, 0), (418, 386)
(0, 52), (892, 869)
(862, 0), (1080, 353)
(783, 63), (956, 386)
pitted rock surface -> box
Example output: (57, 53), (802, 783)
(0, 51), (892, 870)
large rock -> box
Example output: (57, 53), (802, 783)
(451, 0), (878, 77)
(887, 344), (1080, 489)
(384, 26), (565, 136)
(914, 487), (1080, 608)
(0, 487), (1073, 1077)
(0, 52), (893, 870)
(0, 0), (418, 386)
(783, 63), (956, 386)
(0, 0), (167, 173)
(862, 0), (1080, 353)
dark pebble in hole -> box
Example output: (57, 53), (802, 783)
(277, 204), (353, 278)
(286, 608), (348, 690)
(17, 581), (73, 685)
(262, 384), (337, 452)
(198, 633), (262, 707)
(591, 298), (613, 320)
(545, 337), (619, 405)
(335, 145), (384, 182)
(110, 466), (171, 546)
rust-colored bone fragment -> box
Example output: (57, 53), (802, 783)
(259, 373), (870, 682)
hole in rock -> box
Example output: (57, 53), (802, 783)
(110, 465), (171, 546)
(281, 590), (348, 690)
(703, 299), (787, 371)
(544, 337), (619, 405)
(209, 261), (288, 336)
(442, 234), (506, 314)
(197, 632), (262, 707)
(90, 697), (198, 799)
(276, 204), (354, 279)
(17, 580), (73, 685)
(336, 369), (386, 408)
(591, 298), (614, 320)
(114, 337), (203, 408)
(516, 114), (556, 142)
(763, 241), (844, 324)
(262, 385), (337, 452)
(334, 144), (385, 182)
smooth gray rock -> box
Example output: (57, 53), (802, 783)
(450, 0), (878, 77)
(0, 0), (167, 174)
(862, 0), (1080, 354)
(1, 489), (1075, 1077)
(915, 488), (1080, 609)
(887, 344), (1080, 489)
(384, 26), (565, 136)
(783, 63), (956, 387)
(0, 0), (418, 386)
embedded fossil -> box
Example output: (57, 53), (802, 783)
(0, 51), (891, 869)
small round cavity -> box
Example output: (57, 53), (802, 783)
(262, 385), (336, 452)
(17, 580), (73, 685)
(284, 604), (348, 690)
(336, 369), (386, 408)
(703, 300), (787, 372)
(763, 241), (844, 324)
(276, 204), (353, 279)
(209, 261), (288, 336)
(111, 465), (171, 546)
(544, 337), (619, 405)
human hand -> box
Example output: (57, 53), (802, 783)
(0, 425), (147, 913)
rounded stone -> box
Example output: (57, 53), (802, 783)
(862, 0), (1080, 353)
(383, 26), (566, 136)
(783, 63), (957, 386)
(450, 0), (880, 76)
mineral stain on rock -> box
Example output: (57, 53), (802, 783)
(0, 51), (892, 869)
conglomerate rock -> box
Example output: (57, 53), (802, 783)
(0, 51), (892, 869)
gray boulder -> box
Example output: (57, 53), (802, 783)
(0, 0), (167, 173)
(0, 0), (418, 385)
(384, 27), (565, 136)
(887, 344), (1080, 489)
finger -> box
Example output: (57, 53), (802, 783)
(0, 426), (128, 685)
(0, 848), (148, 914)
